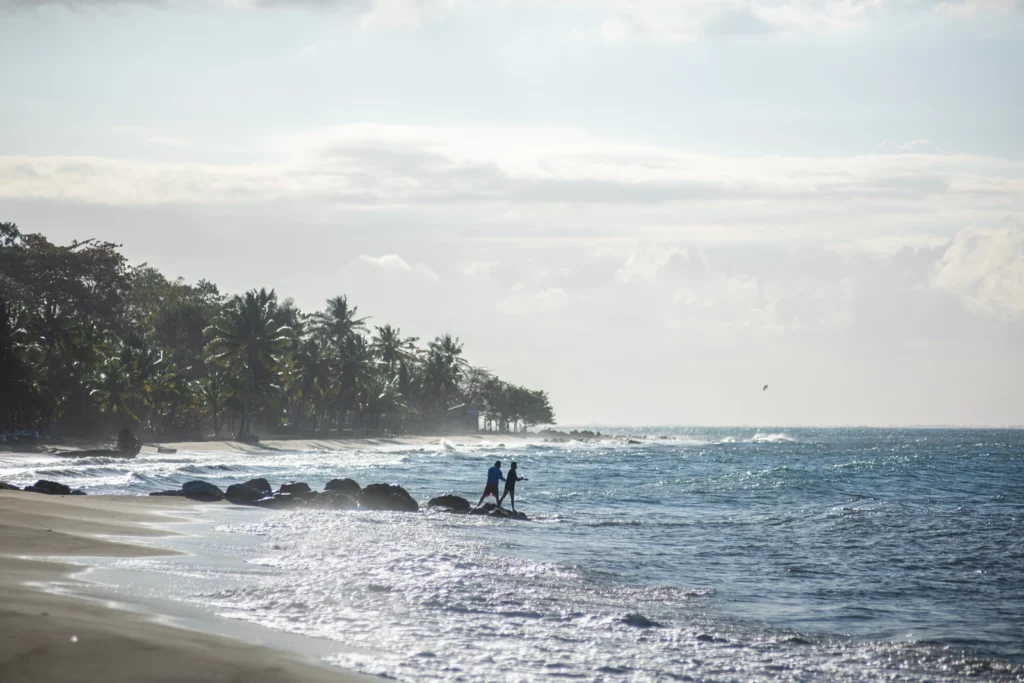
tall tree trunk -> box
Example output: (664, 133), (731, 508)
(237, 396), (249, 441)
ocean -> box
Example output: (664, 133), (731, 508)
(2, 427), (1022, 682)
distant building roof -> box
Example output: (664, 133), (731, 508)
(447, 404), (479, 417)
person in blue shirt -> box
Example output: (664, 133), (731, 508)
(476, 460), (505, 507)
(499, 461), (527, 511)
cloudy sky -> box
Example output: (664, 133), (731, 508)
(2, 0), (1022, 426)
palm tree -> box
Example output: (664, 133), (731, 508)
(371, 323), (419, 387)
(357, 373), (402, 434)
(312, 295), (367, 345)
(29, 301), (100, 431)
(148, 362), (190, 434)
(205, 288), (292, 441)
(336, 333), (375, 431)
(425, 334), (470, 427)
(197, 369), (228, 437)
(88, 334), (162, 431)
(291, 335), (339, 432)
(308, 296), (371, 433)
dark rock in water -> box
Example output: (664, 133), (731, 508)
(224, 483), (265, 505)
(623, 613), (663, 628)
(310, 490), (358, 510)
(427, 494), (470, 513)
(70, 489), (87, 495)
(156, 446), (177, 454)
(254, 493), (309, 509)
(243, 478), (273, 495)
(488, 506), (528, 520)
(695, 633), (728, 643)
(181, 480), (224, 502)
(279, 481), (312, 496)
(358, 483), (419, 512)
(149, 489), (185, 497)
(627, 439), (642, 445)
(468, 503), (528, 520)
(324, 478), (361, 496)
(24, 480), (72, 496)
(57, 448), (138, 459)
(0, 482), (20, 491)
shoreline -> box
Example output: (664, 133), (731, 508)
(0, 433), (535, 457)
(0, 491), (375, 683)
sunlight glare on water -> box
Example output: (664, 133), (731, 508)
(3, 427), (1022, 682)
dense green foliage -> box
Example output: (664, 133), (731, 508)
(0, 224), (555, 440)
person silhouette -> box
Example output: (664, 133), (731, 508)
(476, 460), (505, 507)
(499, 461), (527, 511)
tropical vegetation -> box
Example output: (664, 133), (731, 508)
(0, 223), (555, 441)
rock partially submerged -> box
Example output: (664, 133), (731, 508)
(537, 428), (603, 443)
(357, 483), (419, 512)
(469, 502), (528, 520)
(427, 494), (471, 513)
(623, 613), (663, 628)
(55, 447), (139, 460)
(243, 478), (273, 496)
(221, 477), (274, 505)
(324, 478), (361, 496)
(224, 483), (265, 505)
(279, 482), (313, 496)
(254, 493), (307, 509)
(24, 480), (73, 496)
(0, 482), (20, 491)
(181, 480), (224, 502)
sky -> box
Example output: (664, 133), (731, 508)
(1, 0), (1022, 426)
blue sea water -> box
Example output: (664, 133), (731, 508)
(2, 427), (1023, 682)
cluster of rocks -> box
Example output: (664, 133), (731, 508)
(0, 479), (87, 495)
(534, 428), (661, 446)
(149, 477), (420, 512)
(536, 428), (604, 443)
(2, 476), (528, 521)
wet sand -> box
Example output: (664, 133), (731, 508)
(0, 491), (375, 683)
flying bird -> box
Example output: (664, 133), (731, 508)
(762, 384), (768, 391)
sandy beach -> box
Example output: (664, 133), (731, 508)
(153, 433), (526, 455)
(0, 490), (374, 683)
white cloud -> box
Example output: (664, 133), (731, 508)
(874, 139), (944, 155)
(357, 253), (439, 280)
(461, 261), (499, 279)
(938, 0), (1024, 17)
(357, 0), (457, 30)
(2, 125), (1021, 259)
(614, 244), (684, 283)
(6, 0), (1019, 38)
(573, 0), (1022, 42)
(931, 225), (1024, 318)
(497, 284), (571, 317)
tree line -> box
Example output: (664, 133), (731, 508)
(0, 223), (555, 441)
